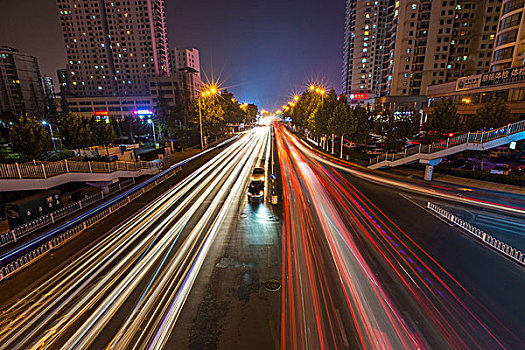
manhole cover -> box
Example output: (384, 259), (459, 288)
(264, 279), (281, 291)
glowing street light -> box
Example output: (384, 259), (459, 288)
(294, 95), (299, 101)
(198, 85), (219, 149)
(41, 120), (56, 150)
(146, 118), (157, 146)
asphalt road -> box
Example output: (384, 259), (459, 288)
(1, 123), (523, 350)
(167, 125), (282, 350)
(0, 127), (272, 349)
(0, 142), (232, 304)
(276, 124), (525, 349)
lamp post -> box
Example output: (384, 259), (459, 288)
(147, 118), (157, 147)
(198, 86), (218, 150)
(41, 121), (56, 150)
(308, 85), (327, 149)
(198, 97), (204, 149)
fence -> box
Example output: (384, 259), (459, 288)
(0, 178), (135, 248)
(427, 202), (524, 266)
(0, 134), (239, 282)
(370, 119), (525, 166)
(0, 159), (160, 179)
(0, 165), (182, 281)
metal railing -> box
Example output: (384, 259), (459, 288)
(427, 202), (524, 266)
(370, 119), (525, 166)
(0, 135), (239, 282)
(0, 159), (160, 179)
(0, 178), (135, 249)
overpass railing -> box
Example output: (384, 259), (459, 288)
(0, 178), (136, 249)
(0, 135), (238, 282)
(0, 159), (161, 179)
(370, 119), (525, 166)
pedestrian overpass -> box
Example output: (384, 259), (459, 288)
(0, 159), (162, 192)
(368, 120), (525, 180)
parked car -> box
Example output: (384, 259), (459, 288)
(366, 148), (385, 156)
(490, 164), (511, 175)
(518, 154), (525, 173)
(343, 140), (357, 148)
(489, 147), (513, 159)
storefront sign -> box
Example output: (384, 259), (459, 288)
(481, 65), (525, 87)
(456, 75), (481, 91)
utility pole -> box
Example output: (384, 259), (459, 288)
(198, 98), (204, 149)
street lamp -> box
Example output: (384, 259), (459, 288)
(294, 95), (299, 101)
(147, 118), (157, 147)
(41, 120), (56, 150)
(198, 86), (219, 149)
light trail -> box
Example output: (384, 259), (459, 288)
(0, 127), (270, 349)
(276, 123), (523, 349)
(296, 135), (525, 216)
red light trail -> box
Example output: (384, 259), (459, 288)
(276, 123), (523, 349)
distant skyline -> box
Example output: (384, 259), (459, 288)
(0, 0), (345, 111)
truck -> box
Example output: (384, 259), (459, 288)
(4, 190), (63, 229)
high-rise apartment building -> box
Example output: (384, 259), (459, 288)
(342, 0), (387, 96)
(380, 0), (502, 97)
(56, 0), (170, 97)
(57, 68), (73, 97)
(491, 0), (525, 71)
(169, 48), (200, 75)
(425, 0), (525, 120)
(168, 48), (202, 98)
(344, 0), (502, 103)
(41, 76), (55, 98)
(0, 46), (45, 116)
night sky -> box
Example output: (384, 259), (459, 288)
(0, 0), (345, 111)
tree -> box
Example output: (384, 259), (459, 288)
(42, 91), (60, 124)
(9, 115), (52, 160)
(60, 113), (92, 149)
(328, 95), (352, 137)
(217, 90), (247, 124)
(60, 95), (70, 117)
(291, 90), (322, 129)
(193, 99), (225, 138)
(313, 89), (338, 137)
(424, 99), (458, 142)
(90, 118), (117, 146)
(350, 105), (373, 145)
(246, 104), (258, 122)
(378, 110), (420, 151)
(467, 98), (511, 131)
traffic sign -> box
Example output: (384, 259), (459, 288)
(270, 173), (276, 180)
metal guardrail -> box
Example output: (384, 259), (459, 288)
(370, 119), (525, 166)
(0, 136), (239, 282)
(0, 178), (135, 249)
(427, 202), (524, 266)
(0, 159), (160, 179)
